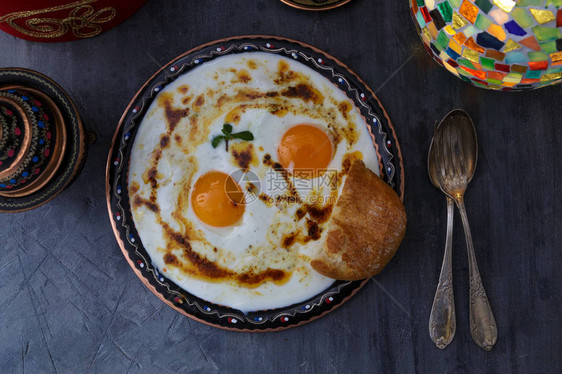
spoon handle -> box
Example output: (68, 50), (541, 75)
(429, 197), (456, 349)
(456, 199), (498, 351)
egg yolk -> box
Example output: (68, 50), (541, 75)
(191, 171), (245, 227)
(277, 124), (333, 178)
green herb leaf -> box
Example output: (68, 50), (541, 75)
(211, 135), (225, 148)
(222, 124), (233, 135)
(210, 124), (254, 152)
(231, 131), (254, 141)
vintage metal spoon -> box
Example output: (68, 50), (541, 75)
(427, 120), (456, 349)
(433, 109), (497, 351)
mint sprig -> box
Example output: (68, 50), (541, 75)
(211, 124), (254, 151)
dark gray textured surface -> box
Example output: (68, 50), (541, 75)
(1, 0), (561, 373)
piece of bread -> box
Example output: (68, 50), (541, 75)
(310, 159), (406, 280)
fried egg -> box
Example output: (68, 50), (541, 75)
(129, 52), (380, 312)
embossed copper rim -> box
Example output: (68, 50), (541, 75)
(280, 0), (353, 11)
(0, 96), (32, 180)
(0, 86), (68, 198)
(106, 35), (404, 331)
(0, 68), (87, 213)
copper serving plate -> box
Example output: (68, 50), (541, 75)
(106, 35), (404, 331)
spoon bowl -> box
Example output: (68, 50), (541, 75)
(433, 110), (478, 199)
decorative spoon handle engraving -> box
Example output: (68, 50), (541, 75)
(429, 197), (456, 349)
(457, 200), (497, 351)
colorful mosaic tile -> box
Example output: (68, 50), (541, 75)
(410, 0), (562, 90)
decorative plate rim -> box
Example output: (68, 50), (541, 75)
(105, 35), (404, 331)
(0, 67), (87, 213)
(279, 0), (353, 11)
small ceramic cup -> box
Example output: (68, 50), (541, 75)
(0, 86), (66, 197)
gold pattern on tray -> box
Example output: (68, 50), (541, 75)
(0, 0), (116, 39)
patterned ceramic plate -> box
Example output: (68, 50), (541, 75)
(106, 36), (404, 331)
(0, 68), (87, 213)
(280, 0), (353, 11)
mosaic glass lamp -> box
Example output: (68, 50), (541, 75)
(410, 0), (562, 90)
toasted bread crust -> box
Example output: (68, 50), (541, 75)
(310, 160), (406, 280)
